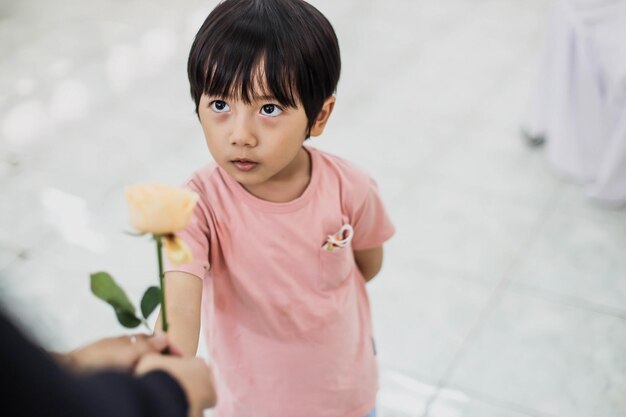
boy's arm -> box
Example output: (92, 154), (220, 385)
(353, 246), (384, 283)
(156, 272), (203, 357)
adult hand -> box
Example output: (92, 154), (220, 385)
(136, 354), (217, 417)
(62, 333), (169, 372)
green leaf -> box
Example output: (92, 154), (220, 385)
(141, 286), (162, 319)
(90, 271), (137, 319)
(115, 308), (142, 328)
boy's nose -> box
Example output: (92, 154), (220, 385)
(230, 115), (257, 147)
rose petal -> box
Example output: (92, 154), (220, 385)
(125, 183), (199, 234)
(163, 235), (193, 266)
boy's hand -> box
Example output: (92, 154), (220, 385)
(136, 354), (217, 417)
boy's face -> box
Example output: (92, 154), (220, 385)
(197, 90), (311, 194)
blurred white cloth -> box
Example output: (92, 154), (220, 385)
(524, 0), (626, 206)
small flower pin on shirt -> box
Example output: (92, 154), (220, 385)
(324, 224), (354, 251)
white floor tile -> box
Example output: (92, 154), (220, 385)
(389, 175), (544, 281)
(449, 290), (626, 417)
(427, 387), (539, 417)
(370, 263), (493, 384)
(510, 204), (626, 314)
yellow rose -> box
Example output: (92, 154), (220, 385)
(125, 183), (199, 234)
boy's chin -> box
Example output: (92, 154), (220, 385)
(225, 167), (264, 185)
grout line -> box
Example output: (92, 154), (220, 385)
(433, 384), (560, 417)
(507, 281), (626, 321)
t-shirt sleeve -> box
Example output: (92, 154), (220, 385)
(350, 177), (395, 251)
(164, 178), (211, 279)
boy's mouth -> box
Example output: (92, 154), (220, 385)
(231, 158), (259, 172)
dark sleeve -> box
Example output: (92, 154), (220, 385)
(1, 310), (188, 417)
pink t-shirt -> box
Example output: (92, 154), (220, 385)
(166, 146), (395, 417)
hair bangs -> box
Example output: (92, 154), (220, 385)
(203, 47), (299, 109)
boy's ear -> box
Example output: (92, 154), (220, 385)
(310, 96), (336, 137)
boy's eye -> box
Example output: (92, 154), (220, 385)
(260, 104), (282, 117)
(210, 100), (230, 113)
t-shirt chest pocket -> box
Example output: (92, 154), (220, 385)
(318, 220), (355, 291)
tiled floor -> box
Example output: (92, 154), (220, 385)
(1, 1), (625, 416)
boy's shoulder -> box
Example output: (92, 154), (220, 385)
(311, 147), (373, 204)
(312, 147), (370, 179)
(185, 161), (222, 195)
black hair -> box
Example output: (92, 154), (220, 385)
(187, 0), (341, 137)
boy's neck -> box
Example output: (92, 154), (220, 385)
(242, 147), (312, 203)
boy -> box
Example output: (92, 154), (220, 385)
(162, 1), (394, 416)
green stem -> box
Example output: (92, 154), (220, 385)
(155, 235), (168, 332)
